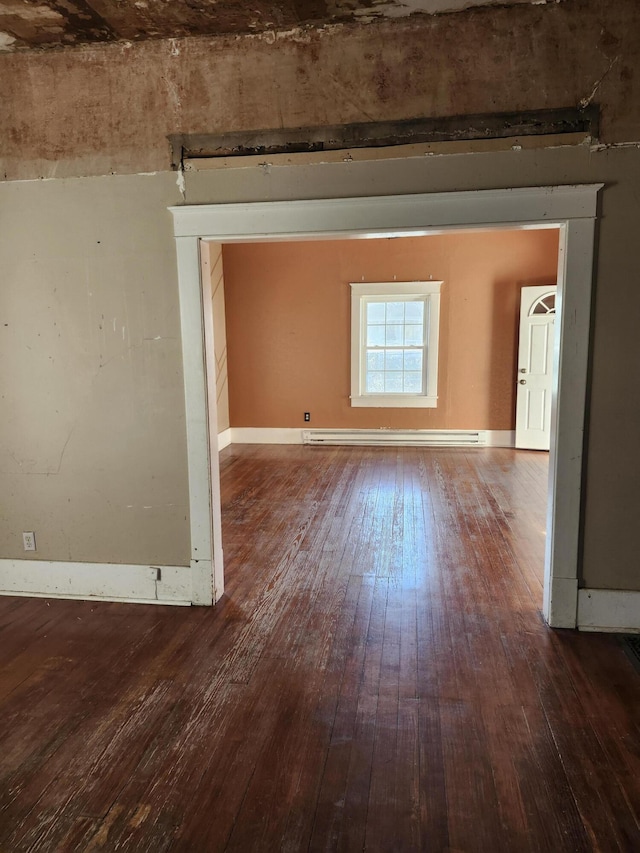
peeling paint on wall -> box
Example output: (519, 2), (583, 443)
(580, 55), (620, 108)
(0, 0), (560, 51)
(0, 31), (16, 50)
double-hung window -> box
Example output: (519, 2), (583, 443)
(350, 281), (442, 408)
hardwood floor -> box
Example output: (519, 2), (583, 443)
(0, 445), (638, 852)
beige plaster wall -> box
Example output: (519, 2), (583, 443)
(222, 230), (560, 430)
(0, 173), (190, 565)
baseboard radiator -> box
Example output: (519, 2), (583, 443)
(302, 429), (489, 447)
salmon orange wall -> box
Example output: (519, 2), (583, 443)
(222, 229), (560, 430)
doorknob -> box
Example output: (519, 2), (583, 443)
(519, 379), (527, 385)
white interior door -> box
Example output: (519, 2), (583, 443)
(515, 285), (557, 451)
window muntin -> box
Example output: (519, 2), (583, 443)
(530, 292), (556, 315)
(364, 298), (426, 394)
(350, 281), (442, 408)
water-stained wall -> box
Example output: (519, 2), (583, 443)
(1, 0), (638, 181)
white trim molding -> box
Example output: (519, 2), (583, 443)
(485, 430), (516, 447)
(546, 577), (580, 630)
(0, 560), (192, 606)
(175, 236), (222, 606)
(169, 185), (601, 241)
(577, 589), (640, 633)
(217, 428), (232, 451)
(170, 184), (603, 626)
(231, 427), (304, 444)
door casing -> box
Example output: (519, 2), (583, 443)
(170, 185), (602, 628)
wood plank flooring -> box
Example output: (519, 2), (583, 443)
(0, 445), (638, 852)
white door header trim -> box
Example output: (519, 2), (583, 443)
(169, 185), (603, 240)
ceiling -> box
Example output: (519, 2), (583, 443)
(0, 0), (538, 52)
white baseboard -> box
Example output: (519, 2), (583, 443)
(217, 428), (232, 451)
(546, 576), (579, 629)
(0, 559), (192, 606)
(484, 430), (516, 447)
(231, 427), (304, 444)
(577, 588), (640, 633)
(228, 427), (515, 447)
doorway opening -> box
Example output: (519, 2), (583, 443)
(170, 185), (601, 627)
(205, 226), (560, 605)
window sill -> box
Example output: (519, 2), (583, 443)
(350, 395), (438, 408)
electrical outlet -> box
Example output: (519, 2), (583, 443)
(304, 412), (311, 422)
(22, 531), (36, 552)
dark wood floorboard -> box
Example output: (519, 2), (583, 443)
(0, 445), (638, 852)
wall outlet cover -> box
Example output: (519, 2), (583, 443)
(22, 531), (37, 551)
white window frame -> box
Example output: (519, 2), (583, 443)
(350, 281), (442, 408)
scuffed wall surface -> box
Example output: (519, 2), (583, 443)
(1, 0), (639, 181)
(0, 173), (190, 565)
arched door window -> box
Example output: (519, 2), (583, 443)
(530, 292), (556, 316)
